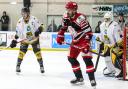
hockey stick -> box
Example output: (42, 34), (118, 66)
(94, 44), (102, 72)
(63, 42), (102, 72)
(63, 42), (104, 56)
(0, 39), (27, 51)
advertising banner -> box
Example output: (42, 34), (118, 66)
(52, 33), (72, 48)
(113, 5), (128, 14)
(0, 31), (99, 51)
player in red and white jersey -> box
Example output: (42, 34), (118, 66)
(56, 1), (96, 88)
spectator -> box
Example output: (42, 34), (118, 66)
(0, 11), (10, 31)
(95, 21), (101, 33)
(47, 19), (57, 32)
(118, 13), (125, 30)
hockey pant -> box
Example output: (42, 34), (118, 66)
(16, 39), (43, 67)
(68, 44), (95, 81)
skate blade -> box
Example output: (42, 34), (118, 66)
(16, 72), (21, 75)
(71, 82), (84, 86)
(92, 86), (96, 89)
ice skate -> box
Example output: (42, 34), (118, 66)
(40, 66), (45, 73)
(90, 80), (96, 89)
(103, 67), (115, 77)
(115, 71), (123, 79)
(16, 66), (21, 74)
(70, 78), (84, 85)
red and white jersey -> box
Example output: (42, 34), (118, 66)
(61, 12), (92, 40)
(16, 16), (40, 41)
(100, 21), (122, 45)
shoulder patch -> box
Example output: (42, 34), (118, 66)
(76, 15), (85, 23)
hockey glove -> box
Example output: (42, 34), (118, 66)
(10, 40), (17, 48)
(63, 18), (70, 26)
(56, 36), (64, 45)
(84, 31), (93, 42)
(102, 44), (110, 56)
(85, 34), (92, 41)
(56, 30), (65, 45)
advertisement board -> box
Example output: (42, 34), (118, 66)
(0, 31), (99, 51)
(52, 33), (72, 48)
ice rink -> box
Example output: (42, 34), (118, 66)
(0, 50), (128, 89)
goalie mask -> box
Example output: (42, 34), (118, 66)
(104, 12), (112, 23)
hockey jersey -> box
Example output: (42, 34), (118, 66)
(60, 12), (92, 41)
(100, 21), (122, 45)
(16, 16), (40, 41)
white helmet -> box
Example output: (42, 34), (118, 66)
(104, 12), (112, 19)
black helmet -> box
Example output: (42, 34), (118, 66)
(21, 7), (30, 13)
(119, 12), (124, 16)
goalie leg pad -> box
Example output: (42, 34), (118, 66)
(111, 50), (123, 78)
(111, 52), (122, 70)
(104, 56), (116, 75)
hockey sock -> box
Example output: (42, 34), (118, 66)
(68, 57), (83, 79)
(16, 58), (22, 67)
(37, 59), (44, 67)
(88, 72), (95, 81)
(73, 70), (83, 79)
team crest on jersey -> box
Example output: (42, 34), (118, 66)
(27, 26), (31, 31)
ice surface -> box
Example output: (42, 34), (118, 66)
(0, 50), (127, 89)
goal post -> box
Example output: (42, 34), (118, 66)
(123, 26), (128, 80)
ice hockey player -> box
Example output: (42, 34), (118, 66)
(97, 12), (123, 78)
(10, 7), (44, 74)
(56, 1), (96, 88)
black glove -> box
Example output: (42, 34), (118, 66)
(63, 18), (70, 26)
(35, 26), (43, 37)
(10, 40), (17, 48)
